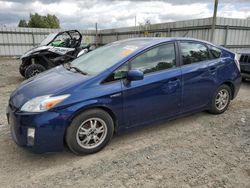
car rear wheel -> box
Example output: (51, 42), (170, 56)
(66, 109), (114, 155)
(24, 64), (46, 79)
(209, 84), (231, 114)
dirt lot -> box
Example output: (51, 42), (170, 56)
(0, 58), (249, 188)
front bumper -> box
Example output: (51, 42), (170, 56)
(6, 106), (70, 153)
(240, 63), (250, 75)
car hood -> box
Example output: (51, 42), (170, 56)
(10, 66), (89, 109)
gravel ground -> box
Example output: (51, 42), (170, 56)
(0, 58), (249, 188)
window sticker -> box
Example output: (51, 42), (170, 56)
(120, 45), (138, 56)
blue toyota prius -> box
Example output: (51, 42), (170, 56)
(7, 37), (241, 154)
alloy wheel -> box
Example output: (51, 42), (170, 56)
(76, 118), (107, 149)
(215, 89), (229, 111)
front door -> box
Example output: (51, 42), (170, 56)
(121, 42), (182, 128)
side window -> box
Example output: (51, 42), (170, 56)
(180, 42), (210, 65)
(209, 45), (221, 59)
(102, 63), (128, 83)
(130, 43), (176, 74)
(102, 43), (176, 83)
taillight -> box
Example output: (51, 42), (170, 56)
(234, 53), (240, 71)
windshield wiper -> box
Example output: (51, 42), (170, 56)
(64, 62), (88, 75)
(70, 66), (88, 75)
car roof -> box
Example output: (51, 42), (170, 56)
(115, 37), (217, 48)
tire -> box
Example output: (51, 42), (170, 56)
(209, 84), (231, 114)
(66, 109), (114, 155)
(24, 64), (46, 79)
(19, 60), (30, 77)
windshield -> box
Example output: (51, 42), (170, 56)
(40, 33), (57, 46)
(71, 39), (154, 75)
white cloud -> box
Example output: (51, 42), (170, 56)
(31, 1), (81, 16)
(218, 4), (250, 18)
(0, 0), (250, 28)
(0, 1), (14, 10)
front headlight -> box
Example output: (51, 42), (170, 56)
(20, 94), (70, 112)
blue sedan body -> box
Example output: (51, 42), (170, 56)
(7, 37), (241, 153)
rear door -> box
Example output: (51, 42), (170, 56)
(178, 41), (214, 112)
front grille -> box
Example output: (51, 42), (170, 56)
(240, 55), (250, 63)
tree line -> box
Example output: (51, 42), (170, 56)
(18, 13), (60, 28)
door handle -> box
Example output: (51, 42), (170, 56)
(168, 77), (179, 83)
(167, 78), (180, 89)
(162, 77), (180, 93)
(110, 93), (121, 98)
(209, 67), (217, 74)
(209, 67), (216, 71)
(169, 77), (179, 82)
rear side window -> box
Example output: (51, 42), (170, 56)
(209, 46), (221, 59)
(180, 42), (210, 65)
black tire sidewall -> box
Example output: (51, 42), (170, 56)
(19, 61), (30, 77)
(66, 109), (114, 155)
(210, 84), (231, 114)
(19, 63), (27, 76)
(24, 64), (46, 79)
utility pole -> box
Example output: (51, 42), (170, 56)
(95, 22), (98, 47)
(134, 15), (137, 37)
(210, 0), (218, 42)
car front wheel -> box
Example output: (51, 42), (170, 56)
(19, 61), (30, 77)
(66, 109), (114, 155)
(24, 64), (46, 79)
(209, 84), (231, 114)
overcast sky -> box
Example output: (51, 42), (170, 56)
(0, 0), (250, 29)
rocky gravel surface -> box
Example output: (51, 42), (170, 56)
(0, 58), (249, 188)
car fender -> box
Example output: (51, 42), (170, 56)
(64, 99), (119, 128)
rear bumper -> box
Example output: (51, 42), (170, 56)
(6, 106), (70, 153)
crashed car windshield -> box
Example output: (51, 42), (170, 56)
(40, 33), (57, 46)
(71, 39), (153, 75)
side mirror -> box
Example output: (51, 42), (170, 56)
(126, 69), (144, 81)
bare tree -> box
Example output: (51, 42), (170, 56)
(138, 18), (151, 37)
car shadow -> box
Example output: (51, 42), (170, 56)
(3, 111), (208, 165)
